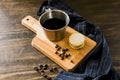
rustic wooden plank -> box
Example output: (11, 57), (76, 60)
(0, 0), (119, 80)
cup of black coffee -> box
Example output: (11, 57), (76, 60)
(39, 8), (70, 41)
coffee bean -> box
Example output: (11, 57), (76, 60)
(43, 64), (49, 68)
(65, 49), (69, 51)
(60, 54), (64, 60)
(43, 74), (48, 78)
(62, 49), (66, 52)
(55, 44), (61, 51)
(55, 44), (59, 48)
(50, 68), (54, 72)
(61, 56), (64, 60)
(65, 54), (68, 58)
(26, 18), (29, 21)
(39, 64), (43, 69)
(40, 70), (44, 73)
(70, 60), (74, 63)
(33, 66), (39, 72)
(62, 48), (69, 52)
(43, 64), (48, 70)
(59, 53), (62, 57)
(55, 51), (58, 54)
(53, 67), (57, 71)
(57, 47), (61, 51)
(43, 67), (48, 70)
(65, 53), (70, 58)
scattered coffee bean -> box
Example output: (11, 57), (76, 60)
(43, 67), (48, 70)
(26, 18), (29, 21)
(65, 48), (69, 51)
(39, 64), (43, 68)
(53, 67), (57, 71)
(40, 70), (44, 73)
(43, 74), (48, 78)
(50, 68), (54, 72)
(62, 48), (69, 52)
(61, 54), (64, 60)
(65, 53), (70, 58)
(59, 53), (62, 57)
(45, 64), (48, 67)
(43, 64), (49, 68)
(65, 49), (69, 51)
(57, 47), (61, 51)
(61, 57), (64, 60)
(55, 44), (59, 48)
(55, 51), (58, 54)
(62, 49), (66, 52)
(65, 54), (68, 58)
(70, 60), (74, 63)
(61, 51), (66, 54)
(33, 66), (39, 72)
(55, 44), (61, 51)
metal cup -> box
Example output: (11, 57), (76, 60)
(39, 9), (70, 41)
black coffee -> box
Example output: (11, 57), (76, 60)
(42, 18), (66, 30)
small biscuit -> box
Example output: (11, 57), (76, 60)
(69, 33), (85, 49)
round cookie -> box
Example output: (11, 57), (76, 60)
(69, 33), (85, 49)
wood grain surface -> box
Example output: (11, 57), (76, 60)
(0, 0), (120, 80)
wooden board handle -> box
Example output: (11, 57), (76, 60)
(21, 15), (40, 33)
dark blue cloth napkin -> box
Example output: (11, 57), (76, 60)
(37, 0), (120, 80)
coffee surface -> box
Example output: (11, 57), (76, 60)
(42, 18), (66, 30)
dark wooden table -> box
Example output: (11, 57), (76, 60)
(0, 0), (119, 80)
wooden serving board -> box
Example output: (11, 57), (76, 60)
(21, 15), (96, 71)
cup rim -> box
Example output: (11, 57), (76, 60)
(39, 9), (70, 31)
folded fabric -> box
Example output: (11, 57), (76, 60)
(37, 0), (120, 80)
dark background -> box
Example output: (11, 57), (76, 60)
(0, 0), (119, 80)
